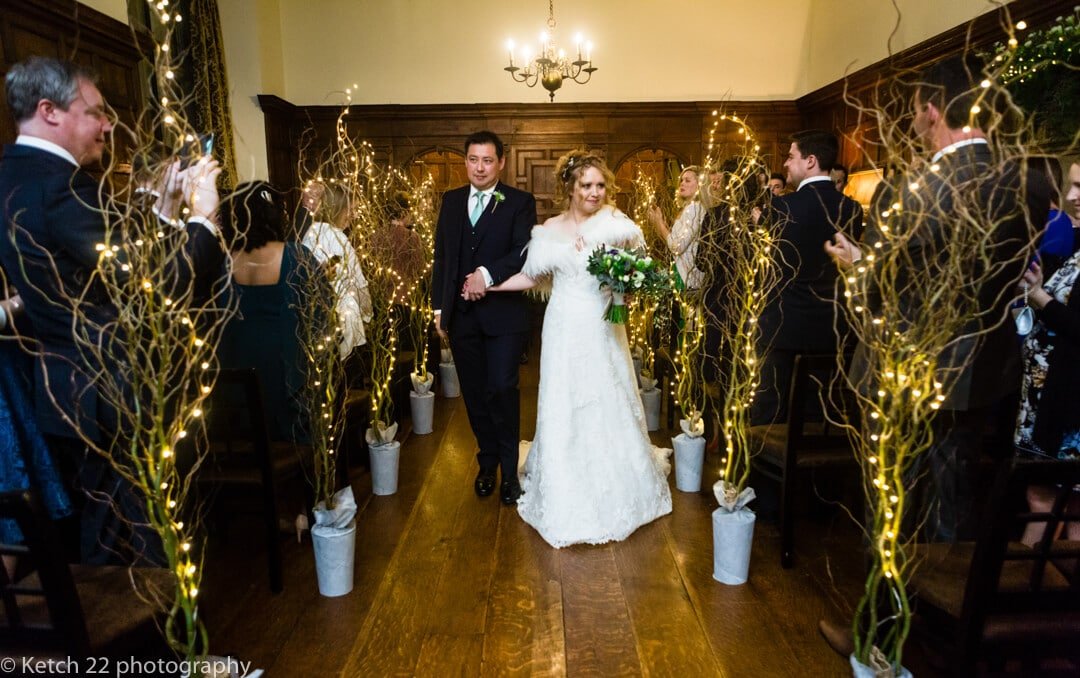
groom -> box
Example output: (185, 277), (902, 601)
(432, 131), (536, 505)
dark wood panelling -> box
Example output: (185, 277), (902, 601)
(796, 0), (1075, 169)
(258, 96), (802, 221)
(0, 1), (151, 160)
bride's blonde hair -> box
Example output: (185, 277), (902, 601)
(554, 149), (617, 209)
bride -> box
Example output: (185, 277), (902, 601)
(484, 150), (672, 547)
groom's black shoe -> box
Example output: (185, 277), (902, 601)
(500, 479), (522, 505)
(475, 468), (497, 497)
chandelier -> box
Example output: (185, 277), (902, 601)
(504, 0), (597, 102)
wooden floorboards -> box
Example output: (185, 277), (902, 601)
(200, 354), (883, 677)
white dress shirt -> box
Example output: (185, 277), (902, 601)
(16, 134), (78, 166)
(931, 137), (989, 164)
(796, 174), (833, 191)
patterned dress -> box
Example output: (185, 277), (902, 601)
(1015, 251), (1080, 460)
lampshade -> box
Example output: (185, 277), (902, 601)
(845, 168), (883, 208)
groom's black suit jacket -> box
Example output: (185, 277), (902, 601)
(431, 181), (536, 335)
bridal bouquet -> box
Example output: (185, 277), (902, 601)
(586, 246), (670, 323)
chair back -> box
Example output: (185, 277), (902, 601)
(783, 353), (858, 455)
(0, 490), (90, 655)
(961, 458), (1080, 637)
(202, 367), (273, 463)
(196, 367), (300, 593)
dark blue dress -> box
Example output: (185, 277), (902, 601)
(218, 242), (319, 443)
(0, 342), (72, 542)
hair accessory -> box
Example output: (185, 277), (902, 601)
(259, 189), (273, 204)
(560, 155), (578, 182)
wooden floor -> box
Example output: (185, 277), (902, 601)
(201, 353), (919, 677)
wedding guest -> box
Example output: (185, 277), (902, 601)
(830, 163), (849, 193)
(756, 169), (770, 198)
(1032, 157), (1078, 277)
(752, 130), (862, 425)
(819, 54), (1051, 656)
(1014, 160), (1080, 545)
(825, 54), (1050, 543)
(0, 57), (223, 564)
(648, 166), (706, 291)
(767, 172), (787, 197)
(0, 283), (74, 550)
(370, 192), (426, 285)
(218, 182), (326, 443)
(301, 182), (372, 358)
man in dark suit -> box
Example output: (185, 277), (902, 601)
(752, 129), (863, 425)
(431, 131), (536, 505)
(0, 57), (224, 562)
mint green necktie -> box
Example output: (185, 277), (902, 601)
(470, 192), (486, 227)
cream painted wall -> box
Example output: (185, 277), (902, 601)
(220, 0), (286, 181)
(80, 0), (128, 24)
(802, 0), (1005, 92)
(274, 0), (813, 104)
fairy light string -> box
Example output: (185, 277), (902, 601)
(837, 17), (1049, 667)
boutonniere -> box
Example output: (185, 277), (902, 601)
(491, 190), (506, 213)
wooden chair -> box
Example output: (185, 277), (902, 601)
(196, 368), (308, 593)
(748, 353), (858, 568)
(910, 458), (1080, 675)
(0, 490), (172, 657)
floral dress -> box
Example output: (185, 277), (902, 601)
(1015, 252), (1080, 460)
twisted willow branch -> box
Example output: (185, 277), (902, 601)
(836, 26), (1059, 667)
(3, 2), (246, 657)
(700, 114), (785, 497)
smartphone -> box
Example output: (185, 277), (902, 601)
(179, 133), (215, 169)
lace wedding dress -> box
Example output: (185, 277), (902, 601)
(517, 206), (672, 548)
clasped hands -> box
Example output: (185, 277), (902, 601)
(460, 269), (489, 301)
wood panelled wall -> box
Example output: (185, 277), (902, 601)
(0, 1), (150, 156)
(261, 0), (1071, 213)
(258, 97), (801, 221)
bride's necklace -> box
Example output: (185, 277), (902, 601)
(568, 210), (590, 251)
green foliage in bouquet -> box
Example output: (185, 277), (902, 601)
(586, 246), (670, 323)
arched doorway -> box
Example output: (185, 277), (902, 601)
(407, 148), (468, 195)
(613, 147), (687, 223)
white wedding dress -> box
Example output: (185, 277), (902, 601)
(516, 206), (672, 548)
